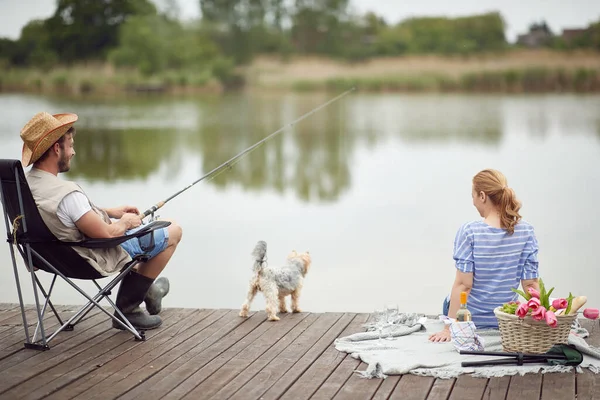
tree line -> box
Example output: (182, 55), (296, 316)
(0, 0), (598, 83)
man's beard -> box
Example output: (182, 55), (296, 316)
(58, 154), (70, 173)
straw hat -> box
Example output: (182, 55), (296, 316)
(20, 112), (78, 167)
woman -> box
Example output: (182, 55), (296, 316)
(429, 169), (540, 342)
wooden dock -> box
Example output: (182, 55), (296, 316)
(0, 303), (598, 400)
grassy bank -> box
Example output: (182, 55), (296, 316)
(0, 64), (223, 96)
(1, 50), (600, 95)
(291, 68), (600, 93)
(249, 49), (600, 93)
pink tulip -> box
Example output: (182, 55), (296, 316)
(527, 297), (541, 311)
(516, 302), (529, 318)
(552, 298), (568, 310)
(531, 306), (547, 321)
(545, 310), (558, 328)
(527, 287), (541, 299)
(583, 308), (600, 320)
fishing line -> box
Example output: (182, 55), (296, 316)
(141, 87), (356, 219)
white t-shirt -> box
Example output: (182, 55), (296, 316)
(57, 192), (92, 228)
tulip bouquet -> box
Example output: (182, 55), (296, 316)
(499, 279), (575, 328)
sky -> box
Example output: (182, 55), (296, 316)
(0, 0), (599, 42)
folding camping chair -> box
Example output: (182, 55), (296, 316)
(0, 159), (171, 350)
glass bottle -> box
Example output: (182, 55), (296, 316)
(455, 291), (472, 322)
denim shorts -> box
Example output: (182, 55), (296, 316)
(120, 225), (169, 260)
(442, 294), (451, 316)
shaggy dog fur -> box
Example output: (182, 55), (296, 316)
(239, 241), (312, 321)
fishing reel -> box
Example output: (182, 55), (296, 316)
(147, 212), (160, 223)
(140, 211), (160, 225)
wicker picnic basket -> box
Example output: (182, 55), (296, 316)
(494, 307), (577, 354)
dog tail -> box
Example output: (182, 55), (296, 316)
(252, 241), (267, 274)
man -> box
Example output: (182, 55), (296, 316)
(19, 111), (183, 330)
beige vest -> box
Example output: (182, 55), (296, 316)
(26, 168), (131, 276)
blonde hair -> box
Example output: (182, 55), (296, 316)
(473, 169), (522, 234)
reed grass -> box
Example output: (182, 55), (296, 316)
(291, 67), (600, 93)
(2, 59), (599, 95)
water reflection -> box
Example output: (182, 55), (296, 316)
(47, 94), (513, 202)
(3, 93), (598, 202)
(68, 128), (181, 181)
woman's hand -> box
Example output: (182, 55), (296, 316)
(429, 326), (451, 342)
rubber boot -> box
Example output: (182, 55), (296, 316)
(112, 271), (162, 330)
(144, 277), (170, 315)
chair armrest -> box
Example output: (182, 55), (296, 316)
(60, 220), (171, 249)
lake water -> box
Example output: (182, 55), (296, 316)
(0, 92), (599, 316)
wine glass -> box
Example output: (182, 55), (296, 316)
(372, 309), (387, 344)
(384, 304), (399, 340)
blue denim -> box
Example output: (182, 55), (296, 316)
(120, 226), (169, 260)
(442, 294), (451, 316)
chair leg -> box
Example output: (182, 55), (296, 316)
(3, 219), (33, 346)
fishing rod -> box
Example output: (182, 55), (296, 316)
(141, 87), (356, 219)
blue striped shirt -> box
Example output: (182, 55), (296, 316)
(453, 220), (539, 328)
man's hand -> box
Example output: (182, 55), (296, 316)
(106, 205), (140, 219)
(120, 213), (142, 230)
(428, 326), (451, 342)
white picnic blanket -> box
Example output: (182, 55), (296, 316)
(334, 315), (600, 379)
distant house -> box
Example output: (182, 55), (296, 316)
(516, 22), (553, 48)
(561, 28), (589, 44)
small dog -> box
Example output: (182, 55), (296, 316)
(239, 241), (312, 321)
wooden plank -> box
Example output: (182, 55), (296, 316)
(372, 375), (401, 400)
(0, 305), (68, 344)
(331, 366), (383, 400)
(389, 375), (434, 400)
(0, 304), (597, 400)
(259, 313), (358, 400)
(0, 306), (26, 326)
(43, 309), (218, 400)
(577, 369), (600, 400)
(279, 313), (370, 400)
(426, 378), (455, 400)
(0, 309), (176, 398)
(308, 314), (376, 400)
(185, 313), (324, 400)
(311, 356), (363, 399)
(0, 308), (161, 393)
(0, 304), (20, 313)
(0, 305), (83, 353)
(76, 310), (263, 400)
(222, 312), (345, 400)
(447, 375), (487, 400)
(114, 310), (267, 400)
(0, 308), (106, 370)
(53, 309), (232, 400)
(386, 374), (435, 400)
(505, 374), (542, 399)
(13, 309), (194, 400)
(540, 372), (575, 399)
(482, 376), (510, 400)
(161, 312), (310, 400)
(324, 315), (382, 399)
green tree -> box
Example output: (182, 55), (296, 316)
(374, 12), (506, 56)
(291, 0), (350, 55)
(44, 0), (157, 62)
(199, 0), (295, 63)
(110, 15), (218, 75)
